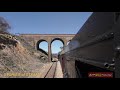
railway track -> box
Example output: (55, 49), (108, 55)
(44, 62), (57, 78)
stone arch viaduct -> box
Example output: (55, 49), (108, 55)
(19, 34), (75, 62)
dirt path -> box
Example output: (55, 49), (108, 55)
(54, 61), (63, 78)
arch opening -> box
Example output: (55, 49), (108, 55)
(51, 38), (64, 45)
(36, 40), (48, 55)
(51, 38), (64, 62)
(67, 40), (72, 45)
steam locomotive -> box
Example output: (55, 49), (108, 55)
(58, 12), (120, 78)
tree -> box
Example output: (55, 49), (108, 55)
(0, 17), (11, 34)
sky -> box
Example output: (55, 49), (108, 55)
(0, 12), (92, 53)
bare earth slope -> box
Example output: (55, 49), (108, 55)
(0, 33), (48, 78)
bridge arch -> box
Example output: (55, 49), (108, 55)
(67, 40), (72, 45)
(50, 38), (65, 61)
(36, 39), (48, 55)
(51, 38), (65, 45)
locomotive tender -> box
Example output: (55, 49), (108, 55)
(59, 12), (120, 78)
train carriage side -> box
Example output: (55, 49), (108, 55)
(60, 12), (120, 78)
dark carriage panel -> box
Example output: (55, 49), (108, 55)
(66, 12), (118, 71)
(69, 12), (115, 51)
(74, 12), (115, 42)
(66, 38), (114, 70)
(59, 12), (120, 78)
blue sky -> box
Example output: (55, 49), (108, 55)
(0, 12), (92, 53)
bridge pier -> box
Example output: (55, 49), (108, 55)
(64, 41), (67, 47)
(48, 42), (52, 62)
